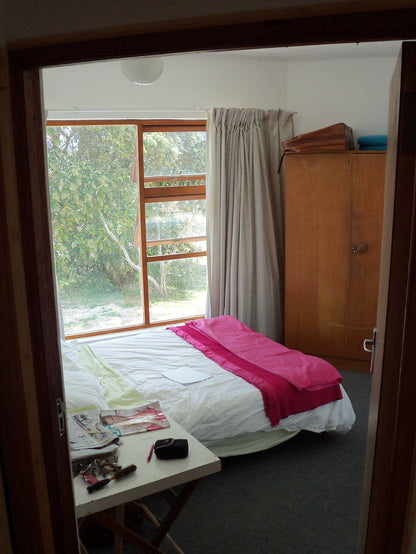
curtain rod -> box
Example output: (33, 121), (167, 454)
(46, 108), (209, 120)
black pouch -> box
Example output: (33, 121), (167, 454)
(154, 438), (189, 460)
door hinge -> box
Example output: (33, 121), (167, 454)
(57, 398), (66, 437)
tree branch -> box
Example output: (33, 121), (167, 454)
(99, 213), (140, 272)
(99, 212), (161, 294)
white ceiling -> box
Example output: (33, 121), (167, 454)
(59, 40), (406, 73)
(211, 41), (404, 62)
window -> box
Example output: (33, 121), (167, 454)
(46, 120), (206, 337)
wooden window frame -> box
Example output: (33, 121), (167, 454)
(46, 119), (206, 338)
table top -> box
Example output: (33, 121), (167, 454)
(74, 417), (221, 518)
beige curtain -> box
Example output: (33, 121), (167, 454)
(205, 108), (294, 341)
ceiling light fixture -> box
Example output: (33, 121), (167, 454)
(120, 57), (164, 86)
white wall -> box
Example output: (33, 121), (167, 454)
(287, 56), (397, 143)
(43, 54), (287, 120)
(43, 50), (397, 144)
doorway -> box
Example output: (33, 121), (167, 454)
(3, 9), (416, 553)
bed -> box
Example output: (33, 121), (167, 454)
(62, 316), (356, 457)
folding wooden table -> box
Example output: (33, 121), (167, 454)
(74, 418), (221, 553)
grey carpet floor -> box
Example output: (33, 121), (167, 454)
(84, 369), (371, 554)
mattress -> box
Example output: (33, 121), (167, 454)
(73, 326), (356, 457)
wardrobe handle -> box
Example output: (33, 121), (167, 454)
(352, 243), (368, 254)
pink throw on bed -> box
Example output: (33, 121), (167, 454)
(188, 316), (342, 391)
(168, 316), (343, 427)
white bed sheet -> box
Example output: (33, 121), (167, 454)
(86, 327), (356, 446)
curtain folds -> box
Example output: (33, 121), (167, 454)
(205, 108), (294, 341)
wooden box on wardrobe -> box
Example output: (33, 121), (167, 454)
(284, 151), (385, 370)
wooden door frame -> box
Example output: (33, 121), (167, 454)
(357, 42), (416, 553)
(3, 5), (416, 552)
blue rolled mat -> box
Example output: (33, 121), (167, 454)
(357, 135), (387, 146)
(359, 145), (386, 151)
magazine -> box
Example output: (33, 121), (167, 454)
(100, 401), (170, 437)
(67, 409), (119, 452)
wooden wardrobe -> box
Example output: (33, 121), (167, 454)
(284, 151), (385, 370)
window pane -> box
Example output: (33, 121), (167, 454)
(144, 178), (205, 189)
(145, 199), (206, 244)
(47, 125), (143, 335)
(148, 257), (207, 322)
(57, 271), (143, 335)
(143, 131), (206, 177)
(147, 241), (206, 257)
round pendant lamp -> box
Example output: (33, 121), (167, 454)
(120, 57), (164, 86)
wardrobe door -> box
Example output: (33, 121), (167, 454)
(348, 153), (385, 361)
(284, 153), (352, 357)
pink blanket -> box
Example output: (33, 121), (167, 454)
(187, 316), (342, 391)
(168, 316), (343, 427)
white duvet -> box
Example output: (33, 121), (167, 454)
(85, 327), (356, 444)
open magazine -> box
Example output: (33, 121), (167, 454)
(100, 401), (170, 437)
(67, 409), (119, 452)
